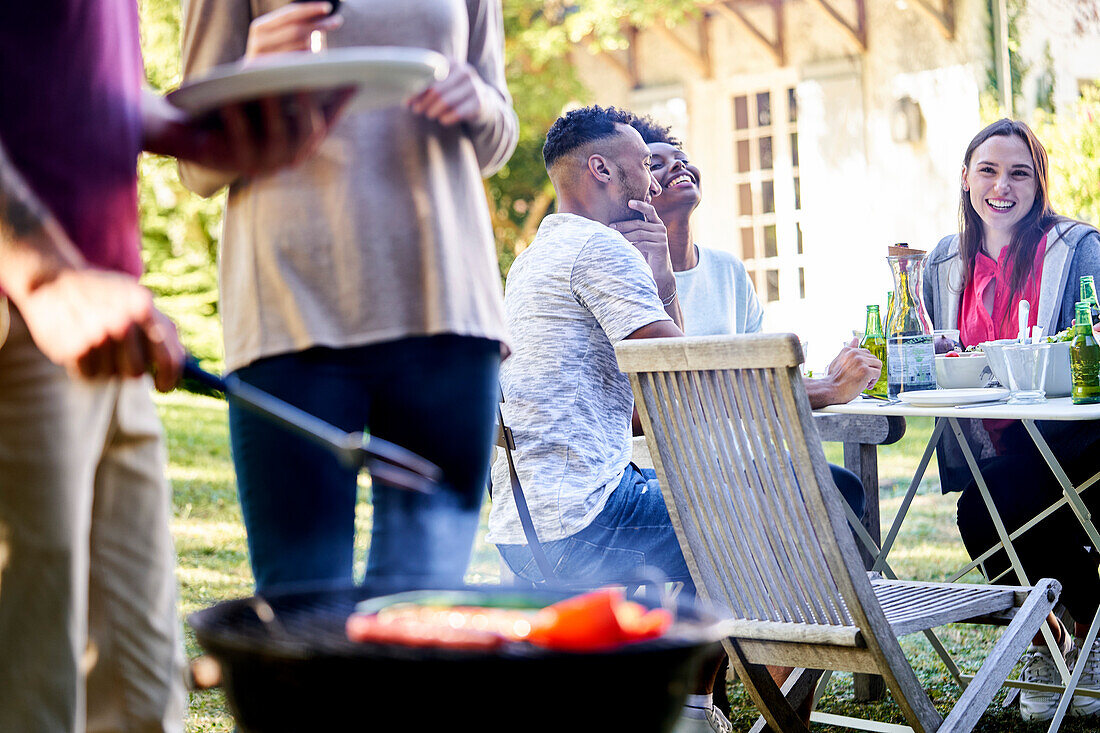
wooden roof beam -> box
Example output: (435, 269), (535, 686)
(596, 48), (636, 87)
(804, 0), (867, 52)
(699, 11), (714, 79)
(911, 0), (956, 39)
(711, 0), (785, 66)
(651, 17), (713, 77)
(626, 25), (641, 88)
(583, 25), (640, 88)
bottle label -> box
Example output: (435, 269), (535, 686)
(886, 335), (936, 396)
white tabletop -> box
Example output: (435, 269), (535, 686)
(818, 395), (1100, 421)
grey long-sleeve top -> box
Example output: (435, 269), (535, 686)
(922, 220), (1100, 493)
(179, 0), (517, 371)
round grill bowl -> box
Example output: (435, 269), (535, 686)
(188, 582), (726, 733)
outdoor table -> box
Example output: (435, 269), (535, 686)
(818, 394), (1100, 732)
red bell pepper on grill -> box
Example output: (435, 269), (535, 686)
(523, 588), (672, 651)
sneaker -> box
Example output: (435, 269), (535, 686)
(671, 704), (733, 733)
(1020, 644), (1063, 721)
(1069, 642), (1100, 717)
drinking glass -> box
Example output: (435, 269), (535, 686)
(292, 0), (342, 53)
(1003, 343), (1051, 404)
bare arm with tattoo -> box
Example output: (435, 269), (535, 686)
(0, 141), (184, 391)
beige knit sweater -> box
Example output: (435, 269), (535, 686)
(179, 0), (516, 371)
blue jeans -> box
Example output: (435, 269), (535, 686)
(828, 463), (865, 521)
(228, 335), (500, 593)
(498, 463), (865, 590)
(498, 464), (694, 589)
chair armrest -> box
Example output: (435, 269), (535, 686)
(813, 414), (905, 446)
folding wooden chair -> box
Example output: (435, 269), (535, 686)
(615, 333), (1060, 732)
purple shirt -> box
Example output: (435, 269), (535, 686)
(0, 0), (145, 277)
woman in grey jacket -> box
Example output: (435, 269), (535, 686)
(923, 118), (1100, 721)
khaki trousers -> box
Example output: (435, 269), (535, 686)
(0, 306), (184, 733)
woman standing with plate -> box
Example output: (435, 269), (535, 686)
(179, 0), (516, 591)
(923, 118), (1100, 722)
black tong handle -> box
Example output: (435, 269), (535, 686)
(183, 356), (440, 494)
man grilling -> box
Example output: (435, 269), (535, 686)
(0, 2), (344, 729)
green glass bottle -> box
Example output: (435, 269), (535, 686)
(1082, 275), (1100, 322)
(1071, 301), (1100, 404)
(860, 305), (888, 398)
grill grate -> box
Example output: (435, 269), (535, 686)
(191, 583), (720, 661)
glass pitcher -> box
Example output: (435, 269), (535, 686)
(885, 244), (937, 397)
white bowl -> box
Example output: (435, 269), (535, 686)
(982, 339), (1072, 397)
(934, 328), (961, 341)
(935, 352), (993, 389)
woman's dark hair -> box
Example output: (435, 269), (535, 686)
(628, 114), (682, 148)
(959, 119), (1076, 325)
(542, 105), (635, 170)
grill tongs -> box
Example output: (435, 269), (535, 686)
(184, 357), (440, 494)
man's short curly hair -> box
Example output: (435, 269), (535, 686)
(542, 105), (636, 170)
(628, 115), (681, 147)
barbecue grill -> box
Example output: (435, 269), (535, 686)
(189, 581), (726, 732)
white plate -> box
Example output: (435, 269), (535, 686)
(167, 47), (448, 117)
(896, 388), (1010, 407)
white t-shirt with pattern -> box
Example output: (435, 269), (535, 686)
(487, 214), (672, 544)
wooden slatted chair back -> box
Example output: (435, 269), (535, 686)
(617, 334), (950, 731)
(617, 333), (1061, 733)
(616, 334), (874, 634)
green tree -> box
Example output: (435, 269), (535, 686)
(493, 1), (703, 268)
(985, 0), (1029, 114)
(1033, 87), (1100, 226)
(138, 0), (226, 366)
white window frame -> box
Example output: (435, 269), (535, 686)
(727, 72), (804, 305)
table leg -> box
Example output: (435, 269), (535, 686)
(872, 419), (945, 573)
(845, 442), (882, 571)
(843, 442), (886, 702)
(1021, 421), (1100, 551)
(947, 418), (1072, 686)
(1048, 607), (1100, 732)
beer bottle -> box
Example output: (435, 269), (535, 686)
(1081, 276), (1100, 322)
(1071, 301), (1100, 404)
(860, 305), (888, 398)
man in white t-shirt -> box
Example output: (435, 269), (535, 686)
(487, 106), (685, 581)
(629, 113), (876, 518)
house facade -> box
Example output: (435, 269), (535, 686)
(571, 0), (1100, 368)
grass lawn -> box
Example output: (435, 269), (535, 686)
(160, 393), (1091, 732)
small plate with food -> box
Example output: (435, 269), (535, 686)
(898, 387), (1010, 407)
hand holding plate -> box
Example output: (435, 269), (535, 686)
(406, 61), (491, 127)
